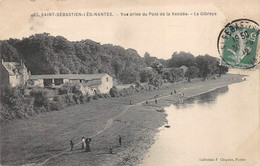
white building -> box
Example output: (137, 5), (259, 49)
(1, 60), (30, 87)
(28, 73), (113, 94)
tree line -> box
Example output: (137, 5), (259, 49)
(0, 33), (229, 123)
(0, 33), (228, 85)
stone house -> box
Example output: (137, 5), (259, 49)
(0, 60), (30, 88)
(1, 60), (113, 95)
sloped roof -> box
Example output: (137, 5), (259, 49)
(2, 62), (22, 75)
(30, 73), (107, 80)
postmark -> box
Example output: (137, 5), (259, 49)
(217, 19), (260, 69)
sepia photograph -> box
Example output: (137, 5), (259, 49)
(0, 0), (259, 165)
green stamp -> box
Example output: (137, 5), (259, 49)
(218, 19), (260, 69)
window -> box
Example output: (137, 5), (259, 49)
(54, 79), (63, 85)
(106, 77), (109, 82)
(43, 79), (52, 87)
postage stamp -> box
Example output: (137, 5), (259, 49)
(217, 19), (260, 69)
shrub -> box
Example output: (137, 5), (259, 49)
(79, 95), (86, 104)
(30, 87), (52, 108)
(35, 107), (47, 113)
(0, 106), (13, 123)
(86, 96), (93, 103)
(66, 94), (77, 105)
(72, 94), (80, 104)
(72, 84), (83, 95)
(103, 93), (110, 98)
(58, 84), (72, 95)
(97, 94), (105, 98)
(93, 95), (99, 100)
(49, 101), (64, 111)
(109, 86), (118, 97)
(21, 97), (35, 116)
(0, 86), (37, 121)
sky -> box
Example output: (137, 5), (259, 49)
(0, 0), (259, 60)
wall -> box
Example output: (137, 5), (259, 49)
(0, 63), (10, 91)
(1, 62), (30, 87)
(9, 75), (20, 87)
(28, 79), (44, 87)
(98, 74), (113, 94)
(20, 63), (29, 85)
(64, 79), (69, 83)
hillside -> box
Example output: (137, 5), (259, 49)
(0, 33), (147, 83)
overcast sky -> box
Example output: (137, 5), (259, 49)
(0, 0), (259, 60)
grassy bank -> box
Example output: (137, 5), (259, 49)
(0, 74), (245, 166)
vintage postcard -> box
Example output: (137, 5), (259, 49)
(0, 0), (259, 166)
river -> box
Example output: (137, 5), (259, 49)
(141, 69), (259, 166)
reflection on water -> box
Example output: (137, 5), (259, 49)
(175, 86), (229, 109)
(141, 70), (259, 166)
(196, 86), (229, 104)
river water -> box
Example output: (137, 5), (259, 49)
(141, 69), (259, 166)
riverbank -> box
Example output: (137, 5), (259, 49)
(141, 70), (259, 166)
(0, 74), (245, 166)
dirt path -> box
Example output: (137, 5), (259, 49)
(38, 103), (132, 165)
(39, 83), (236, 165)
(39, 92), (172, 166)
(1, 74), (245, 166)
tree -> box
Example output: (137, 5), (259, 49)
(0, 41), (20, 61)
(216, 62), (229, 76)
(118, 67), (140, 84)
(1, 33), (147, 84)
(168, 51), (196, 68)
(144, 52), (155, 66)
(170, 68), (184, 82)
(139, 69), (155, 83)
(151, 59), (164, 74)
(196, 55), (219, 80)
(148, 74), (163, 87)
(185, 66), (199, 82)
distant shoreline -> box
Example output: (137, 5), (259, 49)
(0, 74), (245, 166)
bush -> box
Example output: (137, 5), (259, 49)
(86, 96), (93, 103)
(79, 95), (86, 104)
(49, 101), (64, 111)
(58, 84), (72, 95)
(35, 107), (47, 113)
(72, 84), (82, 95)
(1, 86), (36, 121)
(109, 86), (118, 97)
(104, 93), (110, 98)
(93, 95), (99, 100)
(65, 94), (76, 105)
(30, 88), (53, 109)
(97, 94), (105, 98)
(21, 97), (35, 116)
(0, 106), (13, 123)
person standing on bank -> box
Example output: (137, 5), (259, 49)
(81, 137), (86, 150)
(119, 135), (122, 146)
(70, 139), (74, 151)
(85, 138), (92, 152)
(109, 147), (113, 154)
